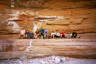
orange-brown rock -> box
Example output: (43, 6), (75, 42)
(0, 39), (96, 59)
(0, 0), (96, 34)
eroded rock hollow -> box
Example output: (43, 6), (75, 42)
(0, 0), (96, 34)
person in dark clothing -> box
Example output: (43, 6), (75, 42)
(40, 29), (44, 39)
(72, 32), (77, 38)
(25, 31), (31, 38)
(40, 29), (44, 35)
(30, 32), (34, 39)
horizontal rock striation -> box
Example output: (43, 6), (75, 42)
(0, 0), (96, 34)
(0, 39), (96, 59)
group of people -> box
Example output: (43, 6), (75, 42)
(19, 29), (77, 39)
(50, 30), (77, 39)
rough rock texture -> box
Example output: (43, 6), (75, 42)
(38, 9), (96, 33)
(0, 39), (96, 59)
(0, 0), (96, 34)
(14, 0), (96, 9)
(7, 9), (96, 33)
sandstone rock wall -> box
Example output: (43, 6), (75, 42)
(14, 0), (96, 9)
(0, 0), (96, 34)
(0, 39), (96, 59)
(37, 9), (96, 33)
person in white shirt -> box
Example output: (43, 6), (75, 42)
(51, 31), (55, 38)
(20, 28), (26, 38)
(54, 30), (61, 38)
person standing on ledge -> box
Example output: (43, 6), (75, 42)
(40, 29), (44, 39)
(44, 29), (48, 39)
(61, 30), (66, 38)
(72, 32), (77, 38)
(19, 28), (26, 39)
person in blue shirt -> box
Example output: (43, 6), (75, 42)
(25, 31), (31, 38)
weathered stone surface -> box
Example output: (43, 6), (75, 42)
(0, 40), (29, 52)
(38, 9), (96, 33)
(0, 39), (96, 59)
(0, 0), (96, 34)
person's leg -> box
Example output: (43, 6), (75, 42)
(31, 35), (34, 39)
(45, 35), (47, 39)
(60, 34), (62, 38)
(19, 35), (23, 39)
(23, 35), (25, 39)
(53, 35), (55, 39)
(51, 34), (53, 38)
(38, 35), (40, 39)
(62, 35), (64, 38)
(71, 33), (74, 38)
(55, 35), (58, 38)
(43, 35), (45, 39)
(64, 35), (65, 38)
(54, 35), (56, 38)
(74, 34), (77, 38)
(41, 33), (43, 39)
(27, 35), (30, 39)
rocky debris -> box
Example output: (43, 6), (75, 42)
(0, 56), (66, 64)
(0, 56), (96, 64)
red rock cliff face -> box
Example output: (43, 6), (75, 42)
(0, 0), (96, 33)
(37, 9), (96, 33)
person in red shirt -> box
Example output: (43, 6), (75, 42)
(61, 31), (66, 38)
